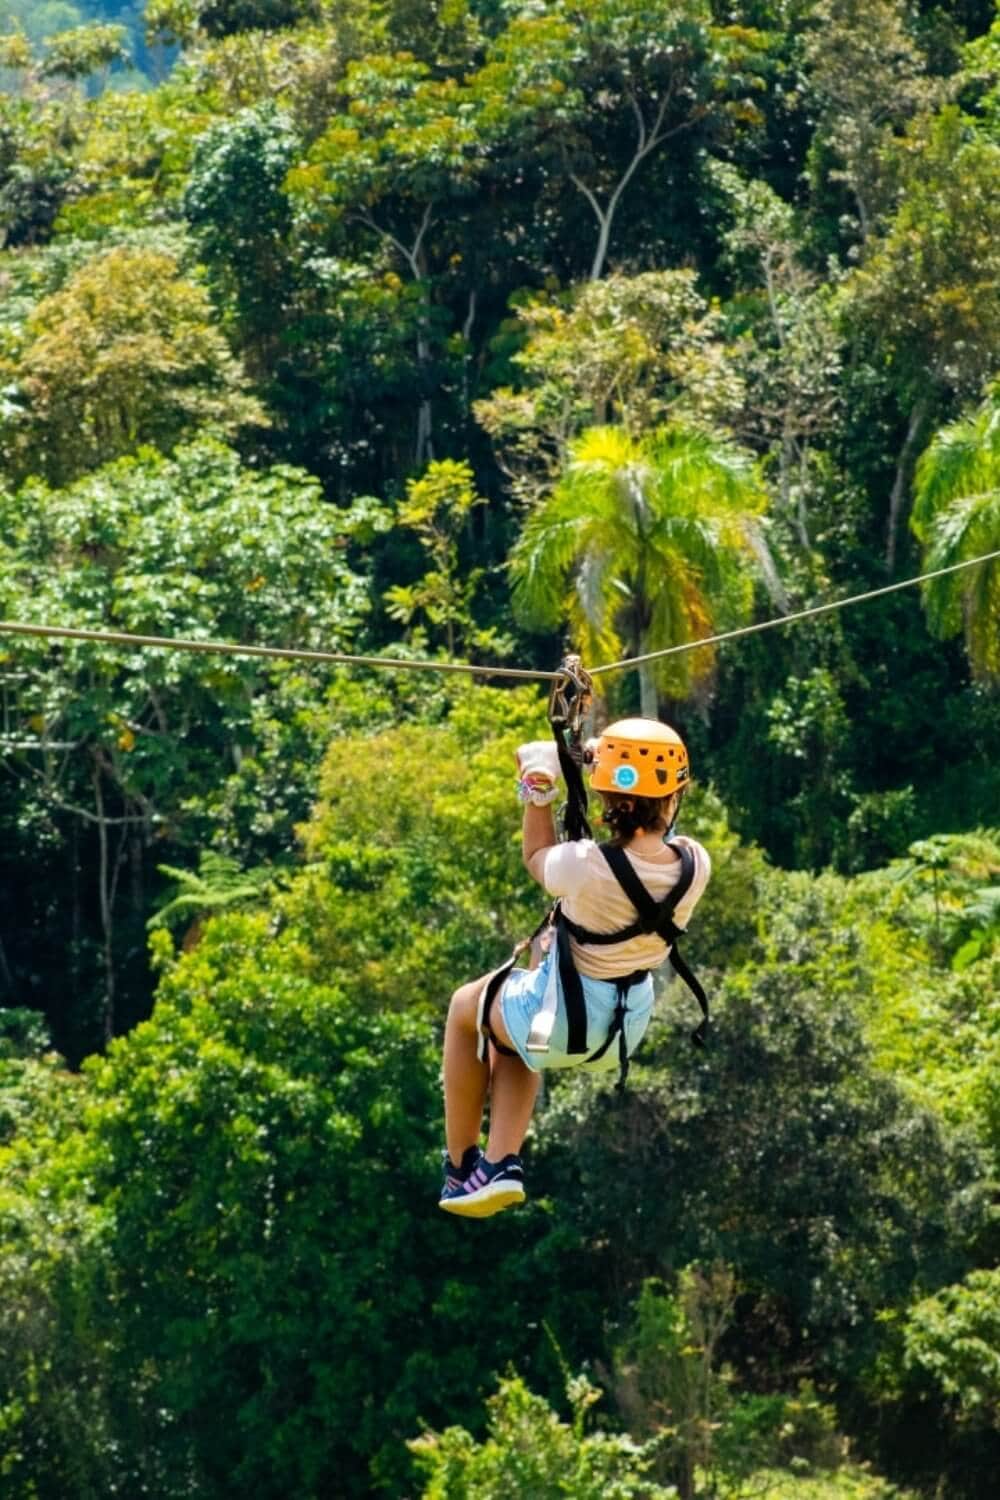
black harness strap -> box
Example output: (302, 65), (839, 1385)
(555, 911), (589, 1054)
(666, 944), (709, 1048)
(580, 968), (650, 1091)
(558, 841), (710, 1054)
(595, 841), (693, 941)
(556, 902), (648, 1090)
(548, 655), (593, 844)
(477, 908), (553, 1061)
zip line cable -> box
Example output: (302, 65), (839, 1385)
(592, 547), (1000, 678)
(0, 623), (558, 682)
(0, 547), (997, 684)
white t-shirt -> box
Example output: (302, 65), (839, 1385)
(541, 836), (711, 980)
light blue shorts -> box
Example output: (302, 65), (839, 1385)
(498, 951), (654, 1075)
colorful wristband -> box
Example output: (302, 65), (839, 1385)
(516, 775), (558, 807)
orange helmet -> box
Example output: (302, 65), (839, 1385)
(589, 717), (689, 798)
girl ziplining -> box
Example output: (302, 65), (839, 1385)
(439, 698), (711, 1219)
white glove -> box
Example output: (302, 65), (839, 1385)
(515, 740), (562, 806)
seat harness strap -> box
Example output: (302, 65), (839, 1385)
(558, 840), (710, 1058)
(475, 908), (553, 1063)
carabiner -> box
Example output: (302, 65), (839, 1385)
(547, 654), (593, 743)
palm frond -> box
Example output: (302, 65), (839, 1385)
(742, 521), (788, 611)
(646, 423), (766, 519)
(921, 488), (1000, 645)
(913, 400), (1000, 541)
(508, 417), (768, 697)
(645, 551), (716, 697)
(509, 487), (606, 626)
(573, 546), (614, 638)
(966, 556), (1000, 679)
(566, 582), (624, 667)
(568, 424), (639, 472)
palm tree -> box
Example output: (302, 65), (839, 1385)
(509, 422), (773, 714)
(912, 391), (1000, 683)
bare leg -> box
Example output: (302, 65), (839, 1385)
(443, 980), (490, 1165)
(444, 973), (544, 1164)
(480, 991), (541, 1159)
(486, 1048), (540, 1159)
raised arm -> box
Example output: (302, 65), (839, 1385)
(522, 801), (557, 884)
(515, 740), (562, 886)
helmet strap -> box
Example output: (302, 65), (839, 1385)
(662, 791), (683, 841)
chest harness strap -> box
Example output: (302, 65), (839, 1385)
(477, 844), (709, 1088)
(556, 840), (709, 1089)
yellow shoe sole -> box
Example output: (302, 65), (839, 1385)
(439, 1181), (526, 1218)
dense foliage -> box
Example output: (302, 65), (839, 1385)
(1, 0), (999, 1494)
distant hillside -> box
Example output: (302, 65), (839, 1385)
(0, 0), (152, 78)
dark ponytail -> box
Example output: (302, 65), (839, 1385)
(600, 791), (676, 845)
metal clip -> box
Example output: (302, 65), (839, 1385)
(547, 654), (593, 743)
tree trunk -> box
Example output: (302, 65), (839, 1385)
(572, 94), (678, 282)
(589, 203), (616, 283)
(93, 764), (115, 1044)
(638, 658), (658, 718)
(358, 205), (436, 466)
(0, 930), (14, 999)
(886, 395), (930, 572)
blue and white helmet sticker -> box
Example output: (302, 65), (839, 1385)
(612, 763), (639, 790)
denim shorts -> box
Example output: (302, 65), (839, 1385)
(498, 950), (654, 1075)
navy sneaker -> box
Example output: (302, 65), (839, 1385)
(438, 1153), (525, 1218)
(441, 1144), (482, 1198)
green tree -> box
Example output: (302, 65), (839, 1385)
(0, 885), (592, 1498)
(145, 0), (323, 42)
(842, 109), (1000, 568)
(0, 244), (266, 484)
(410, 1370), (673, 1499)
(910, 389), (1000, 683)
(479, 0), (766, 281)
(509, 422), (770, 712)
(291, 685), (550, 1012)
(287, 50), (500, 465)
(803, 0), (939, 243)
(70, 938), (446, 1497)
(476, 270), (745, 506)
(383, 457), (511, 659)
(904, 1269), (1000, 1429)
(47, 82), (210, 240)
(182, 103), (300, 372)
(0, 54), (76, 245)
(710, 162), (843, 553)
(611, 1272), (859, 1495)
(0, 438), (372, 1051)
(534, 900), (988, 1380)
(765, 666), (853, 868)
(889, 830), (1000, 967)
(0, 1020), (103, 1498)
(611, 1268), (736, 1499)
(38, 22), (129, 83)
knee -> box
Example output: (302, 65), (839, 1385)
(452, 978), (479, 1014)
(449, 981), (480, 1024)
